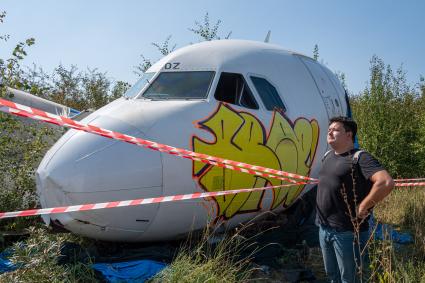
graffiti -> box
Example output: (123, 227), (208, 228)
(192, 103), (319, 220)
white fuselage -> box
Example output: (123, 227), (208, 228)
(36, 40), (347, 242)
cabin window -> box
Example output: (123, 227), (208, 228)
(124, 72), (155, 98)
(250, 76), (286, 112)
(214, 72), (258, 109)
(141, 71), (214, 100)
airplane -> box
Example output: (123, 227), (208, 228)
(16, 39), (349, 242)
(4, 86), (89, 120)
(3, 86), (78, 118)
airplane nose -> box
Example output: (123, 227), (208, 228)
(36, 115), (163, 241)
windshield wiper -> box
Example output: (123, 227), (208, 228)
(144, 93), (171, 100)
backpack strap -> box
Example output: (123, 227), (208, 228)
(352, 149), (365, 165)
(351, 149), (366, 184)
(322, 150), (333, 162)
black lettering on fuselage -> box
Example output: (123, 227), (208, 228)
(164, 62), (180, 70)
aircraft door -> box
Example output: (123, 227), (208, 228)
(297, 57), (343, 118)
(200, 72), (276, 223)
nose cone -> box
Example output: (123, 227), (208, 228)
(36, 115), (163, 241)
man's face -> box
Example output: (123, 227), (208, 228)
(327, 122), (353, 148)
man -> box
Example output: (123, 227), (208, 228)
(316, 116), (394, 283)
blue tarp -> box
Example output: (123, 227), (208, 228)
(369, 215), (413, 244)
(0, 249), (19, 274)
(1, 249), (167, 282)
(92, 259), (167, 283)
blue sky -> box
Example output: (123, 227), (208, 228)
(1, 0), (424, 94)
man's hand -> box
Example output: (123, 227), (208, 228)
(358, 170), (394, 218)
(357, 205), (370, 219)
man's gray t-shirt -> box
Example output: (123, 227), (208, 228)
(316, 149), (384, 231)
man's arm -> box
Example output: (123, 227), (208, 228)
(357, 170), (394, 218)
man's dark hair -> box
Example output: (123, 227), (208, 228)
(329, 116), (357, 142)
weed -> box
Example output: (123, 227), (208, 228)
(375, 188), (425, 259)
(151, 225), (255, 283)
(0, 226), (97, 283)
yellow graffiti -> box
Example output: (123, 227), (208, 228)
(192, 103), (319, 219)
(266, 114), (319, 209)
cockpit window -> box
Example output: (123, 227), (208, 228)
(141, 71), (214, 100)
(214, 72), (259, 110)
(124, 72), (155, 98)
(250, 76), (286, 112)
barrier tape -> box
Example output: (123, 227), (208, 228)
(0, 184), (299, 219)
(1, 97), (423, 221)
(0, 181), (422, 219)
(0, 98), (317, 184)
(395, 178), (425, 182)
(395, 182), (425, 187)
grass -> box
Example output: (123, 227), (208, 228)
(0, 188), (424, 282)
(0, 224), (255, 283)
(375, 186), (425, 259)
(367, 186), (425, 282)
(150, 226), (255, 283)
(0, 226), (97, 283)
(297, 186), (425, 283)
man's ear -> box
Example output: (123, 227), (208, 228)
(347, 131), (353, 140)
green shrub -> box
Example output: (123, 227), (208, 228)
(350, 56), (424, 178)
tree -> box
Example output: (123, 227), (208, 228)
(51, 64), (84, 109)
(350, 56), (422, 177)
(335, 71), (347, 90)
(188, 12), (231, 41)
(0, 11), (131, 231)
(134, 35), (177, 75)
(110, 80), (131, 101)
(0, 11), (52, 230)
(82, 68), (111, 110)
(416, 76), (425, 171)
(134, 12), (231, 75)
(313, 44), (319, 61)
(49, 65), (129, 110)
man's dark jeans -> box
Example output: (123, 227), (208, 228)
(319, 225), (369, 283)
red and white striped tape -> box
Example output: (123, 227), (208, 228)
(394, 182), (425, 187)
(395, 178), (425, 182)
(0, 184), (298, 219)
(0, 182), (422, 219)
(394, 178), (425, 187)
(0, 98), (317, 184)
(0, 181), (422, 219)
(1, 97), (423, 220)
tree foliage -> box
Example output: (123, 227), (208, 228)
(134, 12), (231, 74)
(0, 12), (49, 230)
(134, 35), (177, 76)
(350, 55), (424, 177)
(416, 76), (425, 172)
(313, 44), (319, 61)
(188, 12), (231, 41)
(0, 11), (130, 231)
(20, 64), (129, 111)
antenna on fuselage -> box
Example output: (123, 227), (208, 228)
(264, 30), (271, 43)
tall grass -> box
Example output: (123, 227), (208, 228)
(374, 187), (425, 258)
(369, 187), (425, 282)
(152, 187), (425, 282)
(151, 226), (255, 283)
(301, 187), (425, 282)
(0, 226), (97, 283)
(1, 190), (424, 282)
